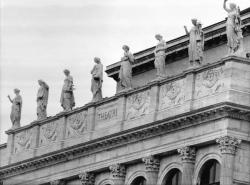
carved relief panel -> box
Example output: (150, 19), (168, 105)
(66, 111), (88, 138)
(14, 129), (33, 154)
(159, 79), (186, 110)
(195, 67), (225, 98)
(96, 102), (118, 123)
(39, 120), (60, 146)
(126, 90), (150, 120)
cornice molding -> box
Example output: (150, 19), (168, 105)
(1, 102), (250, 179)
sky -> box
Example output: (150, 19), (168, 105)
(0, 0), (249, 144)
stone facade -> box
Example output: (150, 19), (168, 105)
(1, 8), (250, 185)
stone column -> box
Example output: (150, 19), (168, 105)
(79, 172), (95, 185)
(109, 163), (126, 185)
(50, 179), (66, 185)
(216, 136), (241, 185)
(177, 146), (196, 185)
(142, 155), (160, 185)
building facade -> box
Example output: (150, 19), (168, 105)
(0, 7), (250, 185)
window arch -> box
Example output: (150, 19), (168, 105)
(164, 168), (182, 185)
(131, 176), (146, 185)
(198, 159), (220, 185)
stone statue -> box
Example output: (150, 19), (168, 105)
(37, 80), (49, 120)
(60, 69), (75, 111)
(154, 34), (167, 79)
(223, 0), (245, 57)
(118, 45), (135, 91)
(7, 88), (22, 129)
(91, 57), (103, 102)
(184, 19), (204, 67)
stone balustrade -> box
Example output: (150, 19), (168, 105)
(4, 56), (250, 164)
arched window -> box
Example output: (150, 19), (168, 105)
(165, 169), (182, 185)
(131, 176), (146, 185)
(199, 159), (220, 185)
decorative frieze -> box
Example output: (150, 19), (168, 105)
(109, 164), (126, 179)
(50, 179), (66, 185)
(79, 172), (95, 185)
(177, 146), (196, 163)
(142, 155), (160, 171)
(195, 67), (225, 99)
(40, 121), (59, 146)
(159, 79), (185, 110)
(216, 136), (241, 155)
(66, 111), (88, 138)
(126, 90), (150, 120)
(96, 102), (118, 122)
(14, 129), (32, 153)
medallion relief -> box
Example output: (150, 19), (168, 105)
(14, 129), (32, 153)
(40, 121), (59, 146)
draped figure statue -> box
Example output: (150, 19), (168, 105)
(7, 88), (22, 129)
(184, 19), (204, 67)
(91, 57), (103, 102)
(60, 69), (75, 111)
(37, 80), (49, 120)
(154, 34), (167, 79)
(223, 0), (245, 57)
(118, 45), (135, 91)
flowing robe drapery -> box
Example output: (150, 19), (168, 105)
(154, 40), (166, 78)
(10, 95), (22, 128)
(119, 51), (134, 89)
(37, 83), (49, 120)
(91, 63), (103, 102)
(60, 75), (75, 111)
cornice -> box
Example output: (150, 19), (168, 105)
(1, 102), (250, 179)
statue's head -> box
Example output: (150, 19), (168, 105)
(38, 80), (44, 86)
(14, 88), (20, 94)
(94, 57), (101, 64)
(229, 3), (237, 10)
(155, 34), (163, 41)
(191, 18), (198, 26)
(122, 45), (130, 52)
(63, 69), (70, 76)
(197, 21), (202, 28)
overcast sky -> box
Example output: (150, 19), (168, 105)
(0, 0), (249, 143)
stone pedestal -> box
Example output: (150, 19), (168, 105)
(216, 136), (241, 185)
(109, 164), (126, 185)
(178, 146), (196, 185)
(142, 155), (160, 185)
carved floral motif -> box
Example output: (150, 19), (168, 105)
(14, 129), (32, 153)
(126, 90), (150, 120)
(40, 121), (58, 145)
(216, 136), (241, 155)
(177, 146), (196, 163)
(79, 172), (95, 185)
(142, 155), (160, 171)
(159, 79), (185, 109)
(109, 164), (126, 178)
(66, 111), (87, 138)
(195, 67), (225, 98)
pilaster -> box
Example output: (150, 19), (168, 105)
(109, 163), (126, 185)
(142, 155), (160, 185)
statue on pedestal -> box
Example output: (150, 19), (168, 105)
(154, 34), (167, 79)
(91, 57), (103, 102)
(7, 88), (22, 129)
(60, 69), (75, 111)
(184, 19), (204, 68)
(118, 45), (135, 91)
(37, 80), (49, 120)
(223, 0), (245, 57)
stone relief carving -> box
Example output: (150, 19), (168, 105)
(14, 129), (32, 153)
(195, 67), (225, 98)
(79, 172), (95, 185)
(126, 90), (150, 120)
(177, 146), (196, 163)
(159, 79), (185, 110)
(40, 121), (59, 145)
(216, 136), (241, 155)
(96, 103), (118, 122)
(142, 155), (160, 172)
(109, 164), (126, 178)
(66, 111), (88, 138)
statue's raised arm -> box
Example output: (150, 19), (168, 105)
(223, 0), (231, 13)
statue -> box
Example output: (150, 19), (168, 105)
(223, 0), (245, 57)
(60, 69), (75, 111)
(184, 19), (204, 67)
(37, 80), (49, 120)
(7, 88), (22, 129)
(118, 45), (135, 91)
(154, 34), (167, 79)
(91, 57), (103, 102)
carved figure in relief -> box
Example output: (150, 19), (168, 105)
(37, 80), (49, 120)
(154, 34), (167, 79)
(7, 88), (22, 129)
(40, 122), (58, 144)
(15, 130), (32, 153)
(91, 57), (103, 102)
(184, 19), (204, 67)
(66, 112), (87, 137)
(118, 45), (135, 91)
(223, 0), (245, 57)
(60, 69), (75, 111)
(126, 91), (150, 120)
